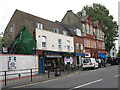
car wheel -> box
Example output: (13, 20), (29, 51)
(93, 66), (95, 70)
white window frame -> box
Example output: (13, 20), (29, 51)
(86, 24), (89, 34)
(42, 36), (46, 48)
(90, 26), (93, 35)
(76, 43), (79, 50)
(58, 39), (61, 50)
(67, 40), (70, 51)
(10, 26), (13, 32)
(53, 28), (59, 34)
(63, 31), (67, 35)
(37, 23), (43, 29)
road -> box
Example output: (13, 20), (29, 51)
(10, 65), (119, 89)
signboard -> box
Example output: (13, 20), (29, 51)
(8, 57), (16, 70)
(46, 55), (62, 58)
(64, 57), (73, 64)
(85, 53), (91, 57)
(3, 47), (7, 53)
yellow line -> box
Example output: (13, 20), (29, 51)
(11, 72), (79, 89)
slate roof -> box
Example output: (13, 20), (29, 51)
(16, 9), (73, 36)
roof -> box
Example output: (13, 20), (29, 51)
(55, 21), (76, 36)
(93, 20), (99, 26)
(15, 9), (72, 36)
(81, 15), (89, 22)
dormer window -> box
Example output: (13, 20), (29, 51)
(36, 22), (43, 29)
(63, 31), (67, 35)
(53, 28), (59, 34)
(74, 28), (81, 36)
(10, 26), (13, 32)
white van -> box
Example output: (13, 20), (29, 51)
(82, 58), (98, 70)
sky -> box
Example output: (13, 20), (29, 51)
(0, 0), (119, 51)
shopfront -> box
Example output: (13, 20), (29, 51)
(44, 51), (63, 71)
(75, 53), (85, 66)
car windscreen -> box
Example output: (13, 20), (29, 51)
(83, 59), (91, 63)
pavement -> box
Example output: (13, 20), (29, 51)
(1, 64), (118, 89)
(1, 67), (83, 90)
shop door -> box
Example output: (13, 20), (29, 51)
(39, 58), (43, 74)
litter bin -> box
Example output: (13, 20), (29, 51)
(55, 69), (61, 76)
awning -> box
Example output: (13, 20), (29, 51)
(98, 53), (107, 58)
(75, 53), (85, 56)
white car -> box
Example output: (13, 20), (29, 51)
(82, 58), (98, 70)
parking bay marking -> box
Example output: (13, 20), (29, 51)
(70, 79), (103, 89)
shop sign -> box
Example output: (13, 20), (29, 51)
(64, 57), (73, 64)
(8, 57), (16, 70)
(46, 55), (62, 58)
(85, 53), (90, 57)
(3, 47), (7, 53)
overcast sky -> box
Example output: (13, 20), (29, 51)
(0, 0), (119, 51)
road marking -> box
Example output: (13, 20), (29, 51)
(70, 79), (103, 89)
(11, 72), (78, 89)
(115, 75), (120, 77)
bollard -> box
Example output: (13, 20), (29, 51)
(5, 71), (6, 86)
(48, 68), (50, 78)
(18, 74), (21, 78)
(31, 69), (32, 82)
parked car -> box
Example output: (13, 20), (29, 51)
(95, 59), (106, 68)
(82, 58), (98, 70)
(116, 57), (120, 63)
(111, 58), (119, 65)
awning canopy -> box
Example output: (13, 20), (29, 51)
(75, 53), (85, 56)
(98, 53), (107, 58)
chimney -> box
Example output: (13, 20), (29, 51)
(82, 10), (86, 16)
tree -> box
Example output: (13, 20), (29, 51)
(77, 3), (118, 52)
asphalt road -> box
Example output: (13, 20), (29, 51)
(10, 65), (120, 89)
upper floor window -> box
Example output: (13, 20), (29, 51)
(90, 26), (93, 35)
(58, 39), (61, 49)
(53, 28), (59, 34)
(42, 36), (46, 48)
(84, 39), (86, 47)
(67, 40), (70, 51)
(10, 26), (13, 32)
(74, 28), (81, 36)
(86, 24), (89, 34)
(63, 31), (67, 35)
(97, 29), (99, 37)
(76, 43), (79, 50)
(81, 44), (83, 50)
(82, 24), (86, 33)
(37, 23), (43, 29)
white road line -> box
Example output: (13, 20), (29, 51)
(71, 79), (103, 89)
(115, 75), (120, 77)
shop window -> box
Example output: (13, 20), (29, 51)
(77, 56), (79, 65)
(42, 36), (46, 48)
(58, 39), (61, 49)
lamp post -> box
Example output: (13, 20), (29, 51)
(0, 32), (3, 54)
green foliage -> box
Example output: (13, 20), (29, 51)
(77, 3), (118, 52)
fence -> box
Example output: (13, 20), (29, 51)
(0, 66), (82, 89)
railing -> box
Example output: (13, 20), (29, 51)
(0, 66), (82, 89)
